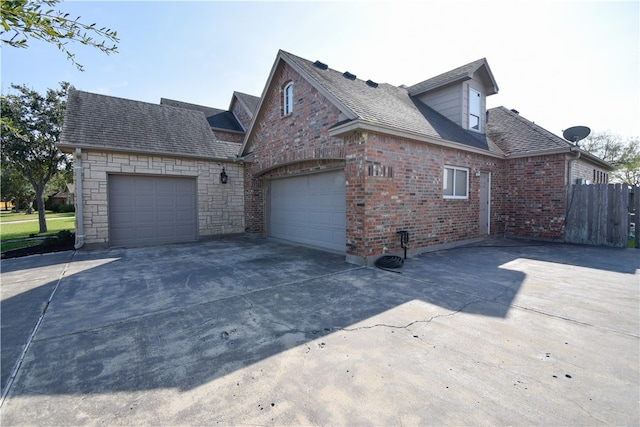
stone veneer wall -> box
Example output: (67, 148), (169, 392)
(77, 150), (244, 246)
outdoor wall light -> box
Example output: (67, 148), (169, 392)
(220, 167), (228, 184)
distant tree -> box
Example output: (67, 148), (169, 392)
(1, 0), (119, 71)
(45, 165), (73, 195)
(0, 164), (33, 212)
(581, 131), (640, 186)
(1, 82), (71, 232)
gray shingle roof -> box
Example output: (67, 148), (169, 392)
(59, 90), (239, 160)
(233, 92), (260, 116)
(486, 106), (573, 156)
(160, 98), (244, 132)
(283, 51), (499, 153)
(407, 58), (489, 96)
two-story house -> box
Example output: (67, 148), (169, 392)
(59, 49), (612, 264)
(240, 50), (611, 264)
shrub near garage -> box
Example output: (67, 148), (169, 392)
(50, 204), (75, 213)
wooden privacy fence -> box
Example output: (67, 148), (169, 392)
(565, 184), (639, 248)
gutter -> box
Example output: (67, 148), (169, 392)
(58, 144), (234, 163)
(74, 148), (85, 249)
(329, 119), (504, 159)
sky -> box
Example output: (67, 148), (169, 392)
(1, 0), (638, 141)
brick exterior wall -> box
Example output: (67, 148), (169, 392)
(212, 129), (244, 144)
(494, 154), (568, 239)
(344, 131), (503, 259)
(76, 150), (244, 246)
(244, 61), (345, 234)
(243, 60), (593, 262)
(231, 99), (253, 131)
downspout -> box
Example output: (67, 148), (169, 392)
(567, 148), (581, 196)
(74, 148), (85, 249)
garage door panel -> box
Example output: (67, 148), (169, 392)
(134, 195), (154, 207)
(175, 211), (194, 222)
(157, 211), (176, 222)
(134, 179), (155, 192)
(176, 195), (194, 205)
(270, 171), (345, 252)
(109, 175), (197, 247)
(156, 197), (176, 208)
(175, 180), (194, 192)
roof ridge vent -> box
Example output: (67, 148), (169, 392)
(343, 71), (357, 80)
(366, 79), (379, 88)
(313, 60), (328, 70)
(510, 109), (519, 115)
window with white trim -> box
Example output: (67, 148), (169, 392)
(283, 82), (293, 115)
(469, 88), (481, 131)
(443, 166), (469, 199)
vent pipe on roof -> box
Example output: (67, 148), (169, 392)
(313, 60), (328, 70)
(343, 71), (356, 80)
(366, 80), (379, 88)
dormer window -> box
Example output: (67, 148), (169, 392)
(283, 82), (293, 115)
(469, 88), (481, 131)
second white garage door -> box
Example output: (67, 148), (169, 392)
(270, 171), (346, 252)
(109, 175), (197, 247)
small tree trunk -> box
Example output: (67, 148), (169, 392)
(35, 185), (47, 233)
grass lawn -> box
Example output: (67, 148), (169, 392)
(0, 211), (75, 252)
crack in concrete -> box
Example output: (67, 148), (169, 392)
(340, 298), (486, 335)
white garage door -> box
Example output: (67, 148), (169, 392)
(109, 175), (197, 247)
(270, 171), (345, 252)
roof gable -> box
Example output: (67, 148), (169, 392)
(231, 91), (260, 118)
(277, 51), (501, 153)
(408, 58), (498, 96)
(59, 90), (239, 160)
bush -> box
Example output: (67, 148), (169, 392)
(42, 230), (74, 247)
(50, 203), (74, 213)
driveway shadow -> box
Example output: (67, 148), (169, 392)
(1, 237), (635, 398)
(1, 251), (75, 395)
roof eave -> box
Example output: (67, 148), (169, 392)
(329, 120), (503, 159)
(211, 126), (245, 135)
(503, 147), (614, 169)
(478, 59), (499, 95)
(578, 149), (616, 170)
(57, 142), (238, 163)
(409, 75), (471, 97)
(239, 51), (284, 156)
(410, 59), (499, 97)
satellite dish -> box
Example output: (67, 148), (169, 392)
(563, 126), (591, 144)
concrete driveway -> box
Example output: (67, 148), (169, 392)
(1, 237), (638, 426)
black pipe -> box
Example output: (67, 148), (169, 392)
(397, 230), (409, 260)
